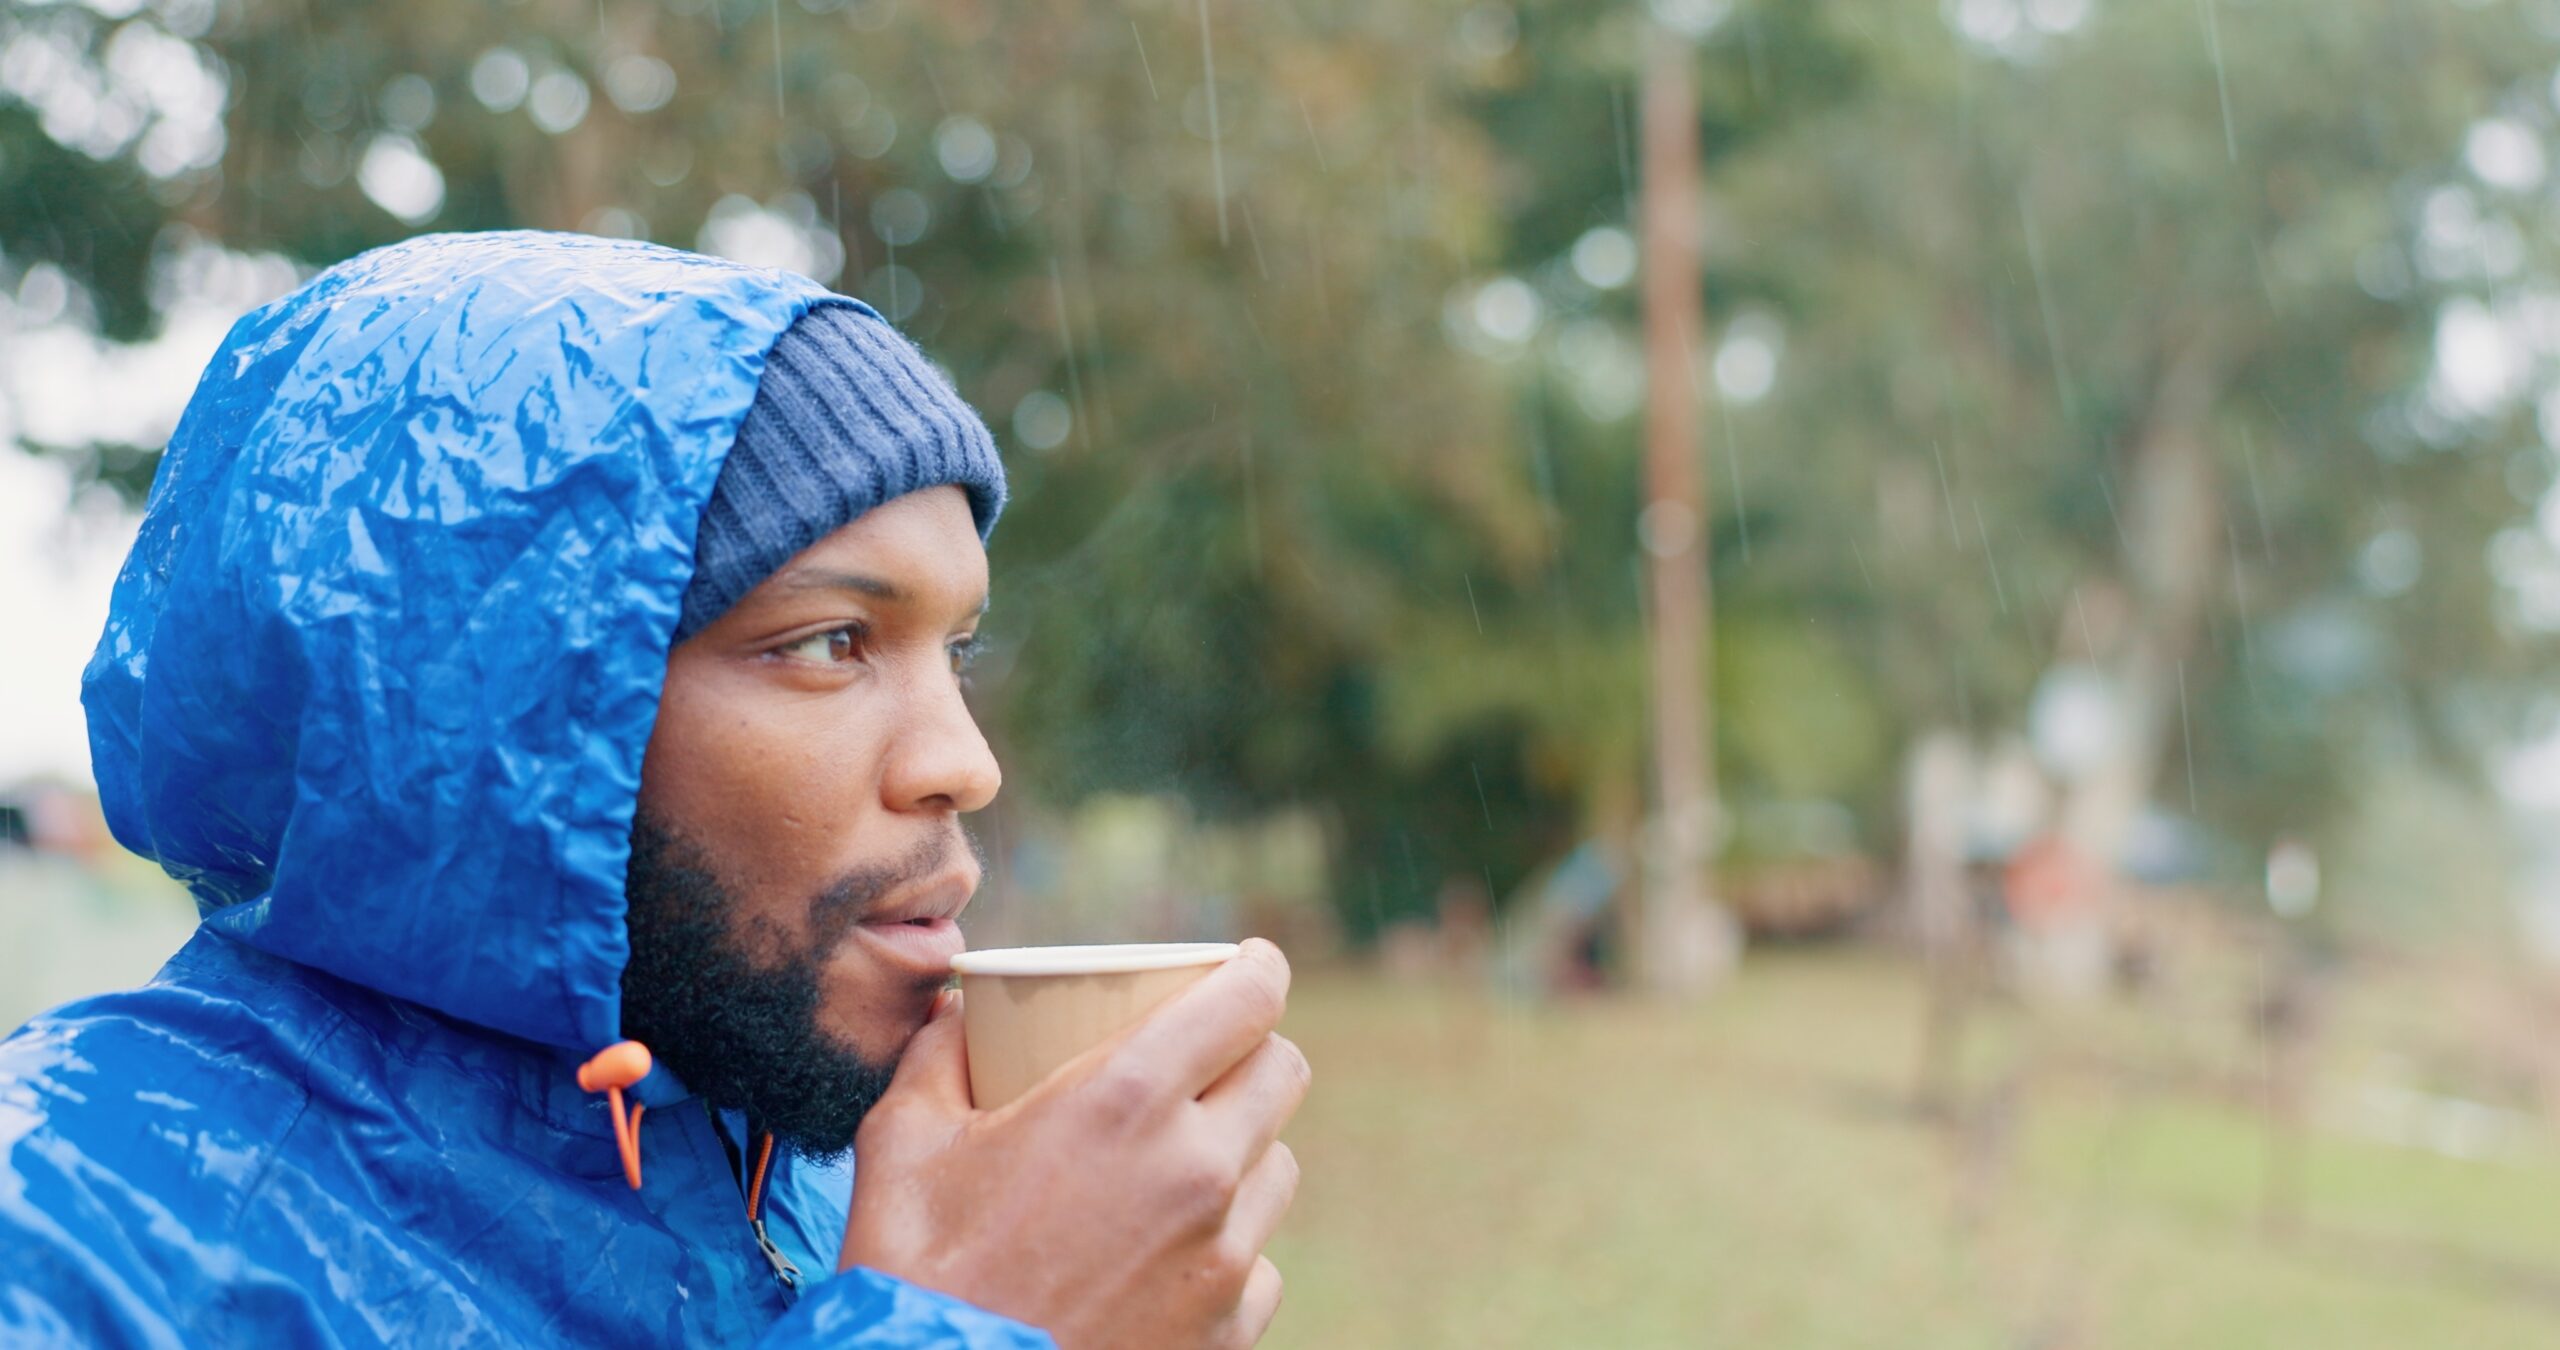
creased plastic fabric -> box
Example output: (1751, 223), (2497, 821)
(0, 232), (1049, 1348)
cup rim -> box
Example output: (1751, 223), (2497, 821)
(949, 942), (1242, 977)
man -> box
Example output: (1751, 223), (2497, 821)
(0, 232), (1307, 1346)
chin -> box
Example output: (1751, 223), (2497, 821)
(819, 975), (941, 1063)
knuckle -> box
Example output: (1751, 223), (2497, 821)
(1231, 968), (1287, 1032)
(1175, 1148), (1242, 1221)
(1207, 1236), (1260, 1294)
(1083, 1059), (1160, 1125)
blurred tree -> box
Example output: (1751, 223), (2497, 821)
(1410, 0), (2559, 927)
(6, 0), (2557, 946)
(0, 0), (1553, 940)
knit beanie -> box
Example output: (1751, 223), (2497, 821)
(674, 301), (1007, 642)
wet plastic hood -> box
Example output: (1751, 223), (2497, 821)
(81, 230), (844, 1052)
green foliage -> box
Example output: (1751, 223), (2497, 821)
(7, 0), (2557, 936)
(0, 100), (162, 341)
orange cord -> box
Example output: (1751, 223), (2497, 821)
(747, 1132), (776, 1222)
(577, 1040), (654, 1191)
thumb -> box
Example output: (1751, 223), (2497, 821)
(883, 987), (976, 1115)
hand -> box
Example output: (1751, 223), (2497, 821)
(839, 938), (1310, 1349)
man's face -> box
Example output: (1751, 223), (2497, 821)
(622, 485), (998, 1151)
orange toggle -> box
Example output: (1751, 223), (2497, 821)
(579, 1040), (654, 1190)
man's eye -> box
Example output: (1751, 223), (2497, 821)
(779, 625), (865, 664)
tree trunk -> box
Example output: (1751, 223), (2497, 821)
(2056, 337), (2228, 885)
(1634, 32), (1738, 996)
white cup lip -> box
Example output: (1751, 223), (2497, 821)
(949, 942), (1242, 977)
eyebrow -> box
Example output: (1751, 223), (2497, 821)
(773, 569), (990, 615)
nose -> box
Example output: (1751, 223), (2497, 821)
(881, 660), (1002, 815)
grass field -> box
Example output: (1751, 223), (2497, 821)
(1265, 951), (2560, 1349)
(17, 864), (2560, 1347)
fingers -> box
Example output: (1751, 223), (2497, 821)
(878, 986), (974, 1115)
(1196, 1034), (1311, 1173)
(1221, 1142), (1300, 1261)
(1117, 938), (1293, 1100)
(1217, 1257), (1284, 1349)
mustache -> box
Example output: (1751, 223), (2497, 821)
(803, 823), (985, 951)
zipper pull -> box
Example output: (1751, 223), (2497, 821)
(753, 1217), (802, 1292)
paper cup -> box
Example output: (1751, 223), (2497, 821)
(948, 943), (1241, 1109)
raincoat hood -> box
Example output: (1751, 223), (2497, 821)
(84, 230), (865, 1053)
(11, 231), (1046, 1349)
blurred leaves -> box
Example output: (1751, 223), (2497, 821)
(5, 0), (2558, 935)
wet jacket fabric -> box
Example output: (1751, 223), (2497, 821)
(0, 233), (1051, 1348)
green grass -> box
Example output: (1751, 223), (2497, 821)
(20, 869), (2560, 1346)
(1264, 952), (2560, 1349)
(0, 851), (196, 1031)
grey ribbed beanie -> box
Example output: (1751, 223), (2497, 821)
(675, 300), (1007, 642)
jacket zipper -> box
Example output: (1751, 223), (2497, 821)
(711, 1108), (804, 1295)
(752, 1216), (802, 1291)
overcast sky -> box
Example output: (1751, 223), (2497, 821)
(0, 253), (272, 787)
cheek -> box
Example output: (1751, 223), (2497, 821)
(641, 672), (894, 887)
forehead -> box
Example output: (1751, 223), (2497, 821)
(765, 485), (988, 609)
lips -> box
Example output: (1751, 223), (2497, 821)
(862, 870), (977, 927)
(852, 914), (967, 973)
(850, 870), (977, 975)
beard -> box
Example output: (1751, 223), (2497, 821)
(618, 812), (963, 1157)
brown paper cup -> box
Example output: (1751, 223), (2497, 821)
(948, 943), (1241, 1110)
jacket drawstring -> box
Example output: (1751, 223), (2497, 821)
(578, 1046), (799, 1292)
(576, 1041), (653, 1190)
(745, 1131), (802, 1290)
(746, 1133), (777, 1222)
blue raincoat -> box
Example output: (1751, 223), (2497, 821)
(0, 233), (1052, 1348)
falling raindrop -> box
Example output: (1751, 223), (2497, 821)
(468, 49), (530, 113)
(604, 56), (678, 115)
(1570, 226), (1636, 290)
(863, 263), (923, 322)
(1195, 0), (1228, 246)
(769, 0), (787, 118)
(526, 68), (591, 135)
(2358, 527), (2422, 597)
(846, 109), (898, 159)
(1013, 390), (1072, 452)
(871, 188), (930, 246)
(1472, 276), (1541, 345)
(2199, 0), (2237, 162)
(357, 134), (444, 223)
(1131, 19), (1160, 101)
(2017, 192), (2075, 423)
(581, 205), (646, 238)
(1638, 500), (1698, 558)
(1971, 500), (2008, 614)
(935, 116), (999, 183)
(2465, 117), (2547, 192)
(1649, 0), (1733, 40)
(2024, 0), (2090, 33)
(2175, 660), (2198, 812)
(1712, 311), (1782, 403)
(377, 74), (435, 132)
